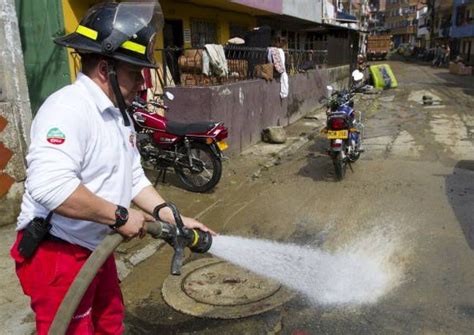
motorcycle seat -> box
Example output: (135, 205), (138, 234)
(166, 120), (217, 136)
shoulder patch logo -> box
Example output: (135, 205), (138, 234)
(47, 127), (66, 145)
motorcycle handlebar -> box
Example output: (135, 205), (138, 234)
(131, 99), (168, 111)
(149, 100), (169, 110)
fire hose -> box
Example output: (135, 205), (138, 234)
(48, 203), (212, 335)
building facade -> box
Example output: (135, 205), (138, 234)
(16, 0), (360, 114)
(6, 0), (360, 225)
(431, 0), (454, 46)
(416, 3), (429, 48)
(451, 0), (474, 65)
(385, 0), (419, 47)
(368, 0), (388, 34)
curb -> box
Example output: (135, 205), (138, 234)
(251, 113), (325, 180)
(116, 239), (166, 281)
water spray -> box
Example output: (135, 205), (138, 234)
(209, 231), (403, 306)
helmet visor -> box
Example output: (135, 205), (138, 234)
(113, 1), (164, 39)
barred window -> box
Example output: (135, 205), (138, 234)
(190, 19), (217, 47)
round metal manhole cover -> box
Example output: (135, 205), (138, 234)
(162, 258), (294, 319)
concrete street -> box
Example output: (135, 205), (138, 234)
(1, 61), (474, 334)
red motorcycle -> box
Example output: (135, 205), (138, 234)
(129, 93), (228, 192)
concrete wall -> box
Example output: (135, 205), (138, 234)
(231, 0), (282, 14)
(166, 65), (350, 154)
(234, 0), (323, 23)
(282, 0), (323, 23)
(0, 0), (32, 226)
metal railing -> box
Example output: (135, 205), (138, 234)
(157, 46), (328, 87)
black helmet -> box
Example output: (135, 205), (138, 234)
(55, 1), (164, 68)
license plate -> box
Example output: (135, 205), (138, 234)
(217, 140), (228, 151)
(327, 130), (348, 139)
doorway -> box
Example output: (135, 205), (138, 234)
(163, 19), (184, 84)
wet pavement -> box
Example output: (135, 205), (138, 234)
(121, 61), (474, 334)
(1, 61), (474, 334)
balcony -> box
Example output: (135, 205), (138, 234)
(158, 46), (328, 88)
(391, 26), (417, 35)
(451, 1), (474, 38)
(451, 24), (474, 38)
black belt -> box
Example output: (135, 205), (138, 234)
(44, 233), (68, 243)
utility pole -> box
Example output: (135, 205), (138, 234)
(428, 0), (435, 48)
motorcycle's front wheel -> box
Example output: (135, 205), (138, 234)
(332, 151), (346, 181)
(175, 142), (222, 193)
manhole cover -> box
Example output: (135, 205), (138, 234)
(162, 258), (294, 319)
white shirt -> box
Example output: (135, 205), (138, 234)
(17, 73), (151, 250)
(267, 47), (289, 99)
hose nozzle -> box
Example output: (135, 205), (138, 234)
(188, 229), (212, 253)
(150, 203), (212, 275)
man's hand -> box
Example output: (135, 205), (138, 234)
(182, 216), (217, 236)
(116, 208), (155, 239)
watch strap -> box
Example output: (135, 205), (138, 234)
(111, 205), (128, 230)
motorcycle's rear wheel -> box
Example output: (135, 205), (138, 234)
(333, 151), (346, 181)
(175, 142), (222, 193)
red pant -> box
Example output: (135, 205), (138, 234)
(11, 231), (124, 334)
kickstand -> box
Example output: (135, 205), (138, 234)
(347, 160), (354, 173)
(154, 168), (167, 187)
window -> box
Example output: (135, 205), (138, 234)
(456, 5), (467, 26)
(190, 19), (217, 47)
(468, 6), (474, 24)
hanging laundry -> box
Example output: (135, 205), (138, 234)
(267, 47), (289, 99)
(203, 44), (229, 77)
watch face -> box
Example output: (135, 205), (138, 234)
(116, 206), (129, 222)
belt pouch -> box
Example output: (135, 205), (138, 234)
(17, 214), (52, 259)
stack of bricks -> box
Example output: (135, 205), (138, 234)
(180, 73), (219, 87)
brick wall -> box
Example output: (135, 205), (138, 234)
(0, 102), (27, 226)
(0, 115), (14, 198)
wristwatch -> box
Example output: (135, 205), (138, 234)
(111, 205), (129, 230)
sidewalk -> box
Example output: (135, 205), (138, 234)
(0, 107), (325, 334)
(0, 225), (35, 334)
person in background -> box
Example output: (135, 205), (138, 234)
(432, 44), (442, 67)
(10, 2), (215, 334)
(443, 44), (451, 67)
